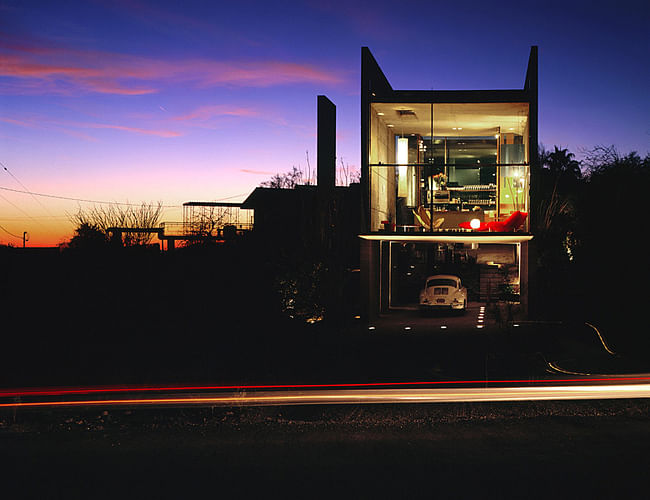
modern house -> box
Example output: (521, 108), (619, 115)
(359, 47), (537, 320)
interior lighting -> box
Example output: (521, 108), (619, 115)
(397, 137), (409, 197)
(387, 124), (394, 128)
(404, 326), (411, 331)
(377, 112), (385, 116)
(477, 325), (484, 329)
(441, 325), (447, 329)
(369, 326), (376, 330)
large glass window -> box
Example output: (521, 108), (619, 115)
(369, 102), (529, 232)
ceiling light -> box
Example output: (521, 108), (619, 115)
(387, 124), (394, 128)
(377, 112), (385, 116)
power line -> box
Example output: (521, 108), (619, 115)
(0, 224), (23, 240)
(0, 185), (252, 207)
(0, 215), (70, 220)
(1, 161), (57, 218)
(0, 185), (180, 208)
(0, 191), (48, 229)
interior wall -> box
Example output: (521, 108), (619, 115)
(370, 108), (396, 231)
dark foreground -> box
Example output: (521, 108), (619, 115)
(3, 400), (650, 499)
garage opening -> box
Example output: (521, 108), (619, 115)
(387, 242), (521, 310)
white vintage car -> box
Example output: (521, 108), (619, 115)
(419, 274), (467, 312)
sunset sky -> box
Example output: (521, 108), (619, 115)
(1, 0), (648, 246)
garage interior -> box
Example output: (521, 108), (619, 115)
(378, 240), (523, 312)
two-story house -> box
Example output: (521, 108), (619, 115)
(359, 47), (537, 320)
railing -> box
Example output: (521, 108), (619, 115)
(159, 222), (254, 238)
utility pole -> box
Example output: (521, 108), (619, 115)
(22, 231), (27, 248)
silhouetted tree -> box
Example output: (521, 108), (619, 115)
(260, 166), (304, 189)
(571, 145), (650, 348)
(66, 222), (108, 250)
(530, 145), (585, 318)
(69, 201), (163, 246)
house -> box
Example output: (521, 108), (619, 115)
(359, 47), (538, 320)
(242, 96), (360, 267)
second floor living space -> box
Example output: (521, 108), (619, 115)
(361, 46), (538, 234)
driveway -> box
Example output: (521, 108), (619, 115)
(368, 301), (496, 335)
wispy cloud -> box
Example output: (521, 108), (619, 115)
(240, 168), (277, 175)
(0, 113), (182, 138)
(0, 36), (344, 96)
(84, 123), (182, 137)
(0, 116), (38, 128)
(173, 105), (260, 122)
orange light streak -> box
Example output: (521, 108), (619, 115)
(4, 377), (650, 398)
(3, 384), (650, 409)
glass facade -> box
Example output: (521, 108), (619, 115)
(369, 102), (530, 233)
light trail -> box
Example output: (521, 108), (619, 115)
(2, 384), (650, 410)
(3, 376), (650, 398)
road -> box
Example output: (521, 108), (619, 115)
(3, 395), (650, 499)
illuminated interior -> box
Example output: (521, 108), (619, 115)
(369, 102), (530, 232)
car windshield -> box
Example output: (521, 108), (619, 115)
(427, 278), (457, 288)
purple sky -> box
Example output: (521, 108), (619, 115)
(1, 0), (648, 245)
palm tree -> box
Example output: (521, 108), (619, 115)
(545, 146), (581, 180)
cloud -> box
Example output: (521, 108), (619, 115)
(0, 37), (344, 96)
(240, 169), (277, 175)
(0, 53), (158, 95)
(85, 123), (182, 138)
(173, 105), (260, 122)
(0, 113), (181, 138)
(0, 116), (38, 128)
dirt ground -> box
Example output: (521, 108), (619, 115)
(2, 399), (650, 499)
